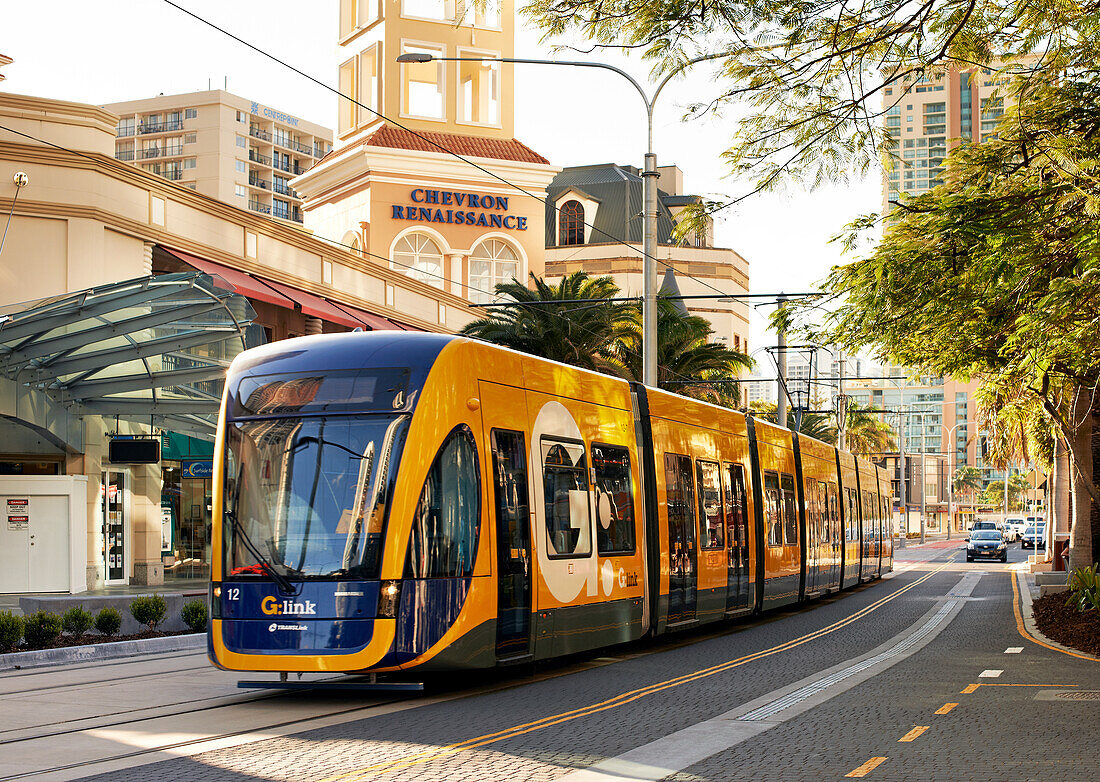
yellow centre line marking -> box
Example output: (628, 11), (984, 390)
(845, 757), (888, 777)
(934, 702), (958, 715)
(960, 683), (980, 694)
(317, 558), (956, 782)
(898, 726), (930, 742)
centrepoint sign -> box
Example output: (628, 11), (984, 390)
(391, 189), (528, 230)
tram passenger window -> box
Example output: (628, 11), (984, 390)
(723, 463), (748, 549)
(764, 471), (781, 546)
(664, 453), (697, 556)
(405, 425), (481, 578)
(846, 487), (857, 541)
(491, 429), (529, 553)
(818, 481), (829, 543)
(592, 443), (635, 555)
(781, 473), (798, 546)
(696, 460), (723, 550)
(542, 439), (591, 557)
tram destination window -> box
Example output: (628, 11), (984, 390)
(764, 471), (782, 546)
(592, 443), (635, 555)
(696, 460), (724, 550)
(231, 368), (411, 417)
(542, 439), (592, 557)
(781, 473), (798, 546)
(405, 424), (481, 578)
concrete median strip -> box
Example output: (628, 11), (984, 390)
(553, 572), (981, 782)
(1, 633), (204, 671)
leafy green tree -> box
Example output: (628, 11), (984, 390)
(608, 296), (753, 406)
(459, 271), (630, 372)
(788, 80), (1100, 567)
(523, 0), (1092, 207)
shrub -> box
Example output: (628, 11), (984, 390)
(129, 595), (167, 632)
(62, 606), (94, 637)
(0, 611), (24, 652)
(95, 607), (122, 637)
(23, 611), (63, 649)
(181, 600), (208, 633)
(1066, 564), (1100, 613)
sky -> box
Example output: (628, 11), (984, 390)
(0, 0), (883, 374)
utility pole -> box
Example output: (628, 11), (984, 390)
(897, 401), (907, 548)
(776, 294), (788, 429)
(920, 450), (927, 544)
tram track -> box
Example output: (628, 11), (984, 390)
(2, 551), (957, 781)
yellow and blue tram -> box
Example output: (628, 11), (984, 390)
(208, 332), (893, 674)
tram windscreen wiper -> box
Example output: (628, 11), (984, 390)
(224, 508), (299, 596)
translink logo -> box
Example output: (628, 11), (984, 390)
(260, 596), (317, 616)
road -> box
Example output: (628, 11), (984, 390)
(2, 542), (1096, 782)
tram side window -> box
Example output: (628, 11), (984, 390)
(764, 471), (782, 546)
(405, 424), (481, 578)
(491, 429), (529, 554)
(696, 460), (724, 550)
(829, 483), (840, 543)
(862, 490), (874, 544)
(664, 453), (698, 555)
(818, 481), (829, 543)
(542, 439), (592, 557)
(592, 443), (636, 555)
(846, 487), (858, 541)
(723, 463), (748, 549)
(781, 473), (798, 546)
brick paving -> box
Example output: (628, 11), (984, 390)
(75, 547), (1098, 782)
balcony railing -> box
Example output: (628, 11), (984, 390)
(249, 126), (271, 142)
(291, 209), (303, 223)
(248, 150), (272, 166)
(272, 181), (294, 196)
(314, 147), (327, 158)
(161, 170), (183, 181)
(117, 127), (136, 137)
(139, 120), (184, 134)
(248, 199), (271, 215)
(292, 141), (313, 156)
(249, 174), (270, 190)
(115, 150), (135, 161)
(273, 205), (291, 220)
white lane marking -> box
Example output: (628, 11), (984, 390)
(739, 601), (956, 722)
(554, 574), (975, 782)
(979, 669), (1003, 678)
(1005, 647), (1023, 654)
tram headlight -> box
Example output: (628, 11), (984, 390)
(378, 580), (402, 618)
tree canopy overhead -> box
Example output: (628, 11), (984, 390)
(523, 0), (1096, 203)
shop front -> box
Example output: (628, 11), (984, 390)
(160, 433), (214, 583)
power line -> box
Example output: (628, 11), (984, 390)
(159, 0), (733, 300)
(0, 121), (496, 299)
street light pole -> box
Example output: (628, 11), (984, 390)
(396, 51), (732, 386)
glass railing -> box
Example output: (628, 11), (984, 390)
(162, 170), (183, 181)
(250, 126), (271, 141)
(248, 150), (272, 165)
(115, 150), (135, 161)
(248, 199), (271, 215)
(248, 175), (270, 189)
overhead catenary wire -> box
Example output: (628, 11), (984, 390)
(0, 121), (497, 300)
(158, 0), (735, 300)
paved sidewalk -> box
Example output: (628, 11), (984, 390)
(0, 580), (206, 616)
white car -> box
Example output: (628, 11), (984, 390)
(1004, 516), (1027, 542)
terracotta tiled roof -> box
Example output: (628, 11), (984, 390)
(365, 124), (550, 165)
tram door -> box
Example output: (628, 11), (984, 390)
(826, 483), (842, 589)
(723, 463), (751, 612)
(664, 454), (698, 624)
(805, 482), (821, 595)
(481, 383), (533, 660)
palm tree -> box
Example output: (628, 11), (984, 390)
(842, 402), (897, 458)
(459, 271), (630, 372)
(608, 296), (753, 406)
(951, 466), (982, 500)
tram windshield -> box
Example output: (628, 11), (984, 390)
(223, 415), (408, 580)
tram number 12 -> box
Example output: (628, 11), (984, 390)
(227, 588), (240, 601)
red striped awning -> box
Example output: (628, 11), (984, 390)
(161, 248), (295, 309)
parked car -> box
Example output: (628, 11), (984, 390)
(1021, 524), (1047, 550)
(1004, 516), (1027, 542)
(966, 530), (1008, 562)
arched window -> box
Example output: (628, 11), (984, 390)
(392, 231), (444, 288)
(559, 200), (584, 245)
(469, 238), (519, 304)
